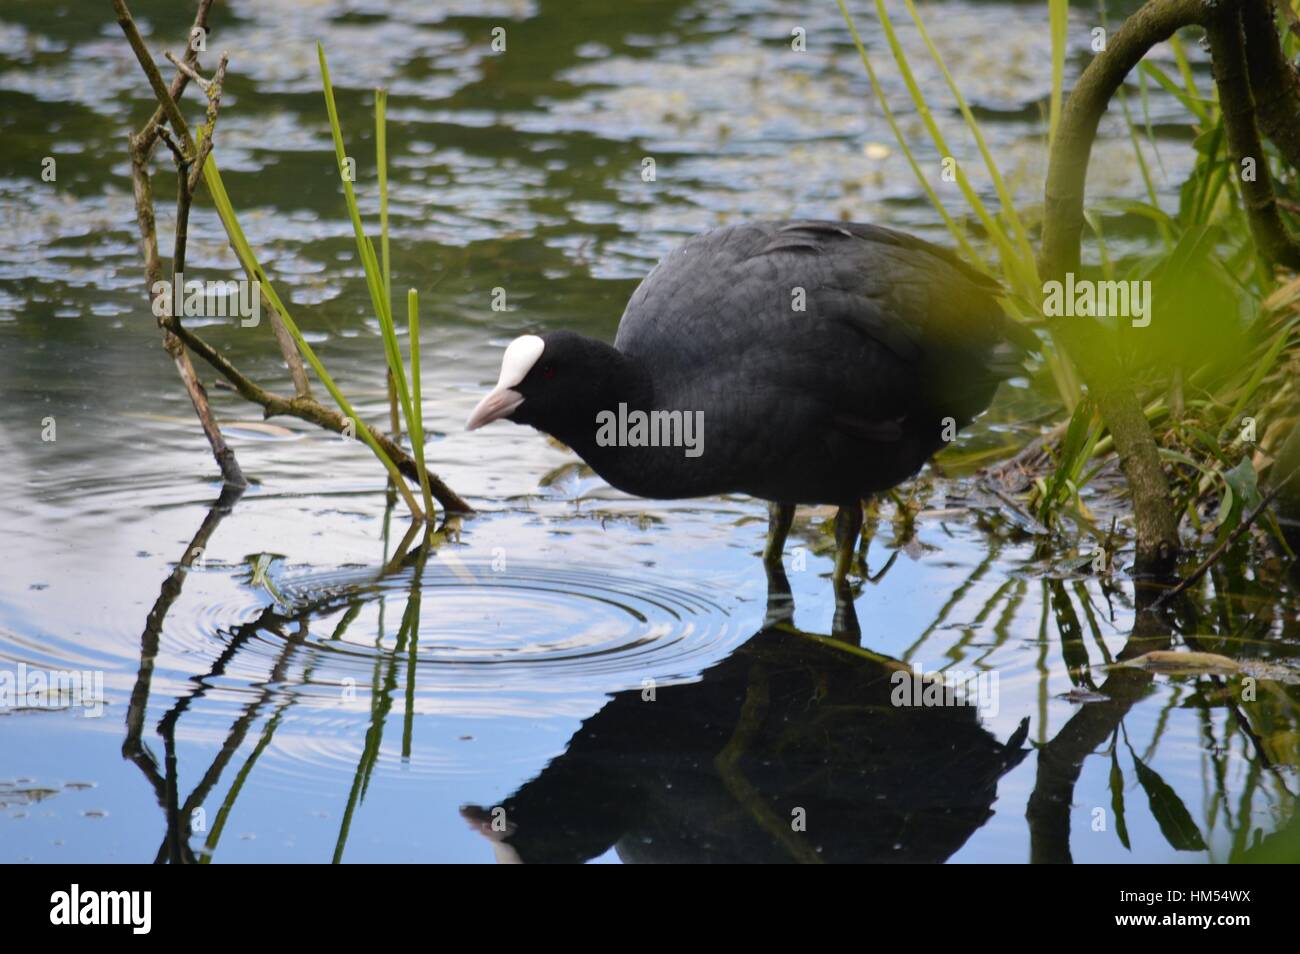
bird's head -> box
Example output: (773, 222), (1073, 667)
(466, 331), (632, 443)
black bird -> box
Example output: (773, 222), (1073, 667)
(468, 220), (1033, 587)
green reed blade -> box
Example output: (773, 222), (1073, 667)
(902, 0), (1038, 275)
(834, 0), (985, 269)
(1048, 0), (1068, 155)
(1139, 60), (1212, 125)
(408, 288), (435, 518)
(867, 0), (1024, 288)
(1222, 317), (1300, 436)
(377, 87), (402, 435)
(200, 156), (422, 518)
(377, 88), (391, 306)
(361, 232), (415, 428)
(317, 43), (416, 439)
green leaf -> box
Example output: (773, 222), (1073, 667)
(1040, 396), (1100, 524)
(1131, 751), (1208, 852)
(1109, 746), (1131, 851)
(1191, 126), (1222, 156)
(1215, 481), (1236, 533)
(1224, 457), (1261, 508)
(1102, 198), (1178, 234)
(1217, 457), (1261, 536)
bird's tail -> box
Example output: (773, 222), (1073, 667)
(986, 313), (1040, 379)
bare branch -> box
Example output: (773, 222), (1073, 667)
(169, 321), (472, 512)
(121, 1), (312, 400)
(1035, 0), (1209, 573)
(186, 51), (227, 192)
(116, 0), (244, 486)
(1241, 0), (1300, 174)
(133, 0), (214, 153)
(1209, 0), (1300, 268)
(115, 0), (469, 510)
(113, 0), (194, 146)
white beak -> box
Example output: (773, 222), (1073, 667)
(466, 334), (545, 431)
(466, 386), (524, 430)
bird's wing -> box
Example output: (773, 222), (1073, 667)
(616, 221), (1029, 429)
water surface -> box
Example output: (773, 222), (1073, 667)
(1, 0), (1296, 863)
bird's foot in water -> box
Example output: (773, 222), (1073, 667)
(762, 544), (859, 638)
(761, 500), (864, 639)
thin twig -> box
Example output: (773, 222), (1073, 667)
(133, 0), (214, 156)
(165, 50), (213, 91)
(173, 161), (191, 279)
(155, 124), (186, 164)
(187, 51), (228, 193)
(118, 0), (244, 486)
(116, 0), (470, 511)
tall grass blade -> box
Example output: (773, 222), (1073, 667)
(834, 0), (985, 268)
(867, 0), (1023, 286)
(1048, 0), (1068, 156)
(317, 43), (417, 443)
(408, 288), (435, 518)
(377, 88), (391, 308)
(200, 155), (422, 518)
(1139, 60), (1212, 124)
(902, 0), (1038, 278)
(377, 87), (401, 436)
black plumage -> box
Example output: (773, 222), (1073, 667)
(469, 220), (1033, 585)
(479, 221), (1028, 498)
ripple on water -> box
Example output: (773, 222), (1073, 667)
(142, 557), (746, 791)
(267, 557), (740, 679)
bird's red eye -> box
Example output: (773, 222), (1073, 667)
(543, 365), (556, 379)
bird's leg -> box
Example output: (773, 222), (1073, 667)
(831, 501), (864, 590)
(831, 501), (864, 641)
(763, 501), (795, 567)
(763, 554), (795, 628)
(857, 497), (874, 568)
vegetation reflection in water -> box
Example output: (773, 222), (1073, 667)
(116, 479), (1300, 864)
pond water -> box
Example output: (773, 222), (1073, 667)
(1, 0), (1297, 863)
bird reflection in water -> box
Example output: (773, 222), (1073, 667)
(462, 562), (1029, 863)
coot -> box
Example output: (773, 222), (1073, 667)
(468, 220), (1032, 586)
